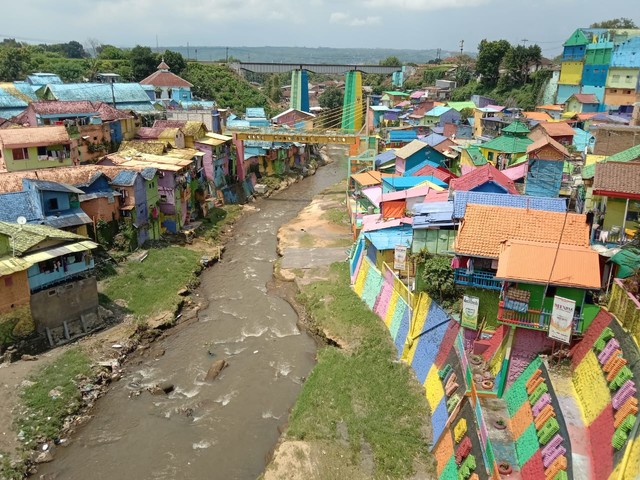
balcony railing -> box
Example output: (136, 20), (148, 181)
(454, 269), (502, 291)
(498, 301), (584, 334)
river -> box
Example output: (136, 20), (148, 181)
(37, 146), (348, 480)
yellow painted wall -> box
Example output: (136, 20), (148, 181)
(559, 61), (584, 85)
(606, 68), (639, 89)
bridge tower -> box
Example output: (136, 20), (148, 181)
(341, 70), (363, 132)
(290, 69), (310, 112)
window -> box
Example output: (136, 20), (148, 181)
(488, 152), (494, 161)
(48, 198), (59, 210)
(37, 146), (47, 156)
(11, 148), (28, 160)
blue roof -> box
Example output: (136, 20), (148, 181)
(26, 73), (63, 86)
(375, 149), (397, 166)
(180, 100), (216, 109)
(452, 191), (567, 219)
(45, 211), (92, 229)
(23, 179), (83, 194)
(246, 107), (266, 119)
(244, 147), (266, 160)
(412, 201), (455, 229)
(364, 226), (413, 250)
(389, 130), (417, 142)
(404, 159), (441, 177)
(111, 170), (139, 187)
(382, 176), (447, 190)
(420, 133), (448, 147)
(0, 191), (42, 223)
(140, 167), (157, 181)
(431, 126), (445, 135)
(227, 118), (250, 128)
(41, 83), (152, 110)
(425, 106), (452, 117)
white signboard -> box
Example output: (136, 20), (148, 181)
(394, 245), (407, 271)
(461, 295), (480, 330)
(548, 295), (576, 344)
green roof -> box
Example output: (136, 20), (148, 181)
(582, 144), (640, 179)
(564, 28), (589, 47)
(464, 145), (487, 166)
(502, 121), (530, 134)
(0, 221), (85, 256)
(446, 101), (476, 112)
(480, 135), (533, 154)
(383, 91), (409, 97)
(610, 248), (640, 279)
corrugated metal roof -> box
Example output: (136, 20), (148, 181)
(480, 135), (533, 154)
(450, 164), (518, 194)
(246, 107), (267, 119)
(375, 149), (396, 167)
(382, 176), (447, 190)
(389, 130), (417, 142)
(496, 240), (601, 289)
(111, 170), (138, 186)
(352, 170), (383, 187)
(21, 240), (98, 264)
(0, 256), (32, 275)
(412, 201), (455, 229)
(365, 226), (413, 250)
(501, 162), (528, 181)
(0, 191), (41, 223)
(453, 191), (566, 219)
(0, 221), (86, 255)
(446, 101), (476, 111)
(425, 106), (452, 117)
(502, 121), (530, 134)
(45, 211), (92, 229)
(42, 83), (151, 104)
(25, 179), (83, 194)
(362, 186), (382, 208)
(382, 185), (432, 202)
(395, 139), (429, 159)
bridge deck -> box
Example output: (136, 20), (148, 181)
(226, 128), (358, 145)
(225, 62), (401, 75)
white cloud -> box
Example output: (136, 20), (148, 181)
(330, 11), (381, 26)
(329, 11), (350, 23)
(362, 0), (490, 10)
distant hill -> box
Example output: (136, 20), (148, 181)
(164, 46), (456, 64)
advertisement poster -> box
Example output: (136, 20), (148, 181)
(394, 245), (407, 271)
(548, 295), (576, 344)
(461, 295), (480, 330)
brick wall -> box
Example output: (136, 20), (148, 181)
(593, 126), (640, 155)
(0, 270), (30, 313)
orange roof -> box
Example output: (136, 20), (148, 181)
(526, 136), (570, 157)
(496, 240), (601, 288)
(536, 104), (564, 112)
(523, 111), (553, 122)
(0, 125), (70, 147)
(534, 121), (575, 137)
(351, 170), (383, 187)
(455, 204), (590, 259)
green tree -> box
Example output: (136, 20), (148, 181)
(268, 74), (282, 103)
(590, 18), (638, 28)
(420, 256), (459, 306)
(97, 45), (128, 60)
(476, 39), (511, 88)
(455, 54), (475, 86)
(159, 49), (187, 76)
(379, 55), (402, 67)
(502, 44), (542, 87)
(129, 45), (158, 81)
(0, 46), (31, 81)
(318, 85), (344, 110)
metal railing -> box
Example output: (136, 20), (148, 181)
(453, 269), (502, 291)
(498, 301), (584, 333)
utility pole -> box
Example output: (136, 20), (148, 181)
(226, 47), (229, 63)
(195, 48), (198, 61)
(156, 35), (159, 53)
(459, 40), (464, 55)
(521, 38), (529, 46)
(187, 42), (190, 60)
(436, 48), (441, 60)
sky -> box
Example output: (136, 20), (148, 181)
(1, 0), (638, 56)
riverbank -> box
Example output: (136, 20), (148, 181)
(0, 152), (330, 479)
(265, 181), (436, 479)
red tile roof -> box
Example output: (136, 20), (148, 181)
(526, 135), (571, 157)
(0, 125), (70, 147)
(139, 70), (193, 88)
(410, 164), (457, 184)
(593, 162), (640, 197)
(449, 163), (518, 195)
(0, 165), (126, 192)
(571, 93), (598, 104)
(455, 205), (590, 258)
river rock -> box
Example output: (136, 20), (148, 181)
(205, 359), (228, 381)
(34, 450), (54, 463)
(158, 382), (174, 394)
(21, 354), (38, 361)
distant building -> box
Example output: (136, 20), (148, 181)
(139, 60), (193, 104)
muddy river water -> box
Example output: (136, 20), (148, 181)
(38, 147), (347, 479)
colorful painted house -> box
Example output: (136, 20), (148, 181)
(271, 108), (316, 129)
(411, 201), (456, 255)
(0, 221), (99, 340)
(421, 106), (460, 127)
(110, 169), (151, 247)
(478, 121), (533, 165)
(195, 132), (234, 198)
(0, 126), (75, 172)
(136, 126), (185, 149)
(452, 191), (566, 220)
(592, 161), (640, 236)
(495, 240), (601, 333)
(139, 60), (193, 104)
(394, 140), (432, 174)
(473, 106), (506, 138)
(381, 91), (409, 108)
(524, 136), (571, 198)
(453, 204), (589, 291)
(382, 175), (447, 194)
(380, 185), (434, 219)
(564, 93), (600, 114)
(449, 163), (518, 195)
(38, 83), (155, 113)
(459, 145), (487, 169)
(153, 120), (207, 148)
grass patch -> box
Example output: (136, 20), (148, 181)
(198, 205), (243, 243)
(288, 262), (433, 479)
(299, 233), (315, 248)
(0, 306), (33, 346)
(464, 287), (500, 331)
(101, 246), (200, 318)
(322, 207), (349, 226)
(16, 348), (92, 448)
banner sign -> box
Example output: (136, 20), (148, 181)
(461, 295), (480, 330)
(394, 245), (407, 271)
(548, 295), (576, 344)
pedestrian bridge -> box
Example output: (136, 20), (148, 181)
(225, 127), (358, 145)
(227, 62), (401, 75)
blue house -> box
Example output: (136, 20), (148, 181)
(111, 170), (150, 247)
(394, 139), (446, 174)
(38, 83), (155, 113)
(421, 106), (461, 127)
(245, 108), (270, 127)
(381, 176), (446, 193)
(139, 60), (193, 104)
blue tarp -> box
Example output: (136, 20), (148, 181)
(364, 226), (413, 250)
(452, 191), (566, 219)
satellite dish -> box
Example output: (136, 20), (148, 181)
(16, 216), (26, 225)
